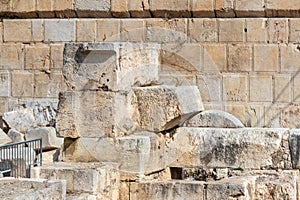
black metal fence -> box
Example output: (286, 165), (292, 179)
(0, 138), (42, 178)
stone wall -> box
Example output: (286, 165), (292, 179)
(0, 0), (300, 129)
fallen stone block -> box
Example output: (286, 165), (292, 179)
(7, 129), (24, 143)
(38, 149), (62, 164)
(26, 127), (63, 150)
(133, 85), (204, 132)
(56, 90), (139, 138)
(130, 180), (205, 200)
(167, 127), (291, 169)
(63, 43), (159, 92)
(185, 110), (245, 128)
(0, 128), (12, 145)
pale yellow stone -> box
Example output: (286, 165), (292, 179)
(246, 18), (267, 42)
(128, 0), (151, 17)
(96, 19), (120, 42)
(3, 19), (31, 42)
(266, 18), (288, 44)
(53, 0), (74, 10)
(50, 44), (64, 69)
(290, 19), (300, 43)
(11, 71), (34, 98)
(0, 22), (2, 44)
(203, 44), (226, 72)
(111, 0), (130, 17)
(266, 0), (300, 10)
(191, 0), (214, 17)
(76, 19), (96, 42)
(12, 0), (35, 12)
(0, 44), (24, 70)
(150, 0), (190, 17)
(197, 75), (222, 102)
(34, 72), (64, 98)
(223, 74), (248, 102)
(36, 0), (53, 11)
(25, 45), (50, 70)
(281, 44), (300, 72)
(254, 44), (279, 72)
(32, 19), (44, 42)
(228, 44), (252, 72)
(274, 74), (292, 103)
(235, 0), (265, 16)
(250, 75), (273, 102)
(215, 0), (235, 17)
(188, 18), (217, 42)
(120, 19), (145, 42)
(293, 74), (300, 102)
(219, 19), (245, 42)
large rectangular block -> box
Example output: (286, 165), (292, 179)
(290, 19), (300, 43)
(50, 44), (64, 69)
(202, 44), (226, 72)
(215, 0), (235, 17)
(191, 0), (214, 17)
(228, 44), (252, 72)
(36, 0), (53, 11)
(0, 44), (24, 70)
(246, 18), (267, 42)
(75, 0), (111, 17)
(0, 71), (10, 97)
(45, 19), (75, 42)
(250, 75), (273, 102)
(150, 0), (190, 18)
(32, 19), (44, 42)
(120, 19), (145, 42)
(96, 19), (120, 42)
(11, 71), (34, 98)
(128, 0), (151, 17)
(12, 0), (35, 12)
(235, 0), (265, 17)
(188, 18), (217, 42)
(293, 75), (300, 102)
(53, 0), (74, 10)
(197, 75), (222, 102)
(111, 0), (130, 17)
(223, 74), (248, 102)
(254, 44), (279, 72)
(25, 44), (50, 70)
(280, 44), (300, 72)
(266, 18), (288, 44)
(274, 74), (292, 103)
(3, 19), (31, 42)
(34, 71), (64, 98)
(219, 19), (245, 42)
(76, 19), (96, 42)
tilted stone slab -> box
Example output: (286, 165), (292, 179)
(56, 90), (139, 138)
(0, 128), (12, 145)
(129, 180), (205, 200)
(167, 127), (291, 169)
(7, 129), (24, 143)
(63, 43), (159, 92)
(185, 110), (245, 128)
(133, 85), (204, 132)
(26, 127), (63, 150)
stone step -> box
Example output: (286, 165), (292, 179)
(31, 162), (120, 199)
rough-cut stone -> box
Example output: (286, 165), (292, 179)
(130, 180), (205, 200)
(185, 110), (245, 128)
(0, 128), (12, 145)
(56, 90), (139, 138)
(7, 129), (24, 143)
(133, 86), (204, 132)
(167, 127), (291, 169)
(289, 129), (300, 168)
(0, 178), (66, 200)
(32, 162), (119, 199)
(63, 42), (159, 92)
(75, 0), (111, 17)
(63, 132), (165, 180)
(26, 127), (63, 150)
(39, 149), (62, 164)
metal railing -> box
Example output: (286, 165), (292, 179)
(0, 138), (42, 178)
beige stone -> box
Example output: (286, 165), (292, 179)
(7, 129), (24, 143)
(0, 128), (12, 145)
(196, 75), (222, 102)
(32, 19), (44, 42)
(50, 44), (64, 70)
(219, 18), (245, 42)
(25, 45), (50, 70)
(0, 44), (24, 70)
(274, 74), (292, 103)
(290, 19), (300, 43)
(45, 19), (75, 42)
(159, 74), (196, 87)
(235, 0), (265, 17)
(53, 0), (74, 10)
(228, 44), (252, 72)
(96, 19), (120, 42)
(128, 0), (151, 17)
(150, 0), (190, 18)
(76, 19), (96, 42)
(191, 0), (214, 17)
(188, 18), (217, 42)
(280, 44), (300, 72)
(266, 0), (300, 10)
(34, 71), (64, 98)
(0, 1), (12, 12)
(36, 0), (53, 11)
(0, 22), (2, 44)
(120, 19), (145, 42)
(130, 180), (205, 200)
(250, 75), (273, 102)
(3, 19), (31, 42)
(254, 44), (279, 72)
(246, 18), (267, 42)
(225, 104), (248, 126)
(223, 74), (248, 102)
(12, 0), (35, 12)
(11, 71), (34, 98)
(266, 18), (289, 44)
(111, 0), (130, 17)
(202, 44), (226, 72)
(293, 75), (300, 102)
(0, 71), (10, 97)
(215, 0), (235, 17)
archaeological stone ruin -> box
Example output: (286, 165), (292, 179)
(1, 0), (300, 199)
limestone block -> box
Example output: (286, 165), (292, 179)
(289, 129), (300, 168)
(96, 19), (120, 42)
(0, 1), (11, 12)
(36, 0), (53, 11)
(0, 128), (12, 145)
(32, 162), (119, 198)
(44, 19), (75, 42)
(266, 18), (289, 44)
(223, 74), (248, 102)
(53, 0), (74, 10)
(32, 19), (44, 42)
(145, 19), (188, 43)
(274, 74), (292, 102)
(191, 0), (214, 17)
(7, 129), (24, 143)
(266, 0), (300, 10)
(128, 0), (151, 17)
(228, 44), (252, 72)
(150, 0), (190, 18)
(0, 71), (10, 97)
(168, 127), (291, 169)
(11, 71), (34, 98)
(26, 127), (63, 150)
(39, 149), (62, 164)
(111, 0), (130, 17)
(280, 44), (300, 72)
(3, 19), (31, 42)
(63, 43), (159, 92)
(202, 44), (226, 72)
(3, 108), (36, 133)
(75, 0), (110, 11)
(206, 176), (255, 200)
(76, 19), (96, 42)
(120, 19), (145, 42)
(185, 110), (244, 128)
(0, 22), (2, 44)
(25, 44), (50, 70)
(215, 0), (235, 17)
(254, 44), (279, 72)
(12, 0), (35, 12)
(246, 18), (267, 42)
(235, 0), (265, 17)
(0, 44), (24, 70)
(50, 44), (65, 69)
(290, 19), (300, 43)
(188, 18), (217, 42)
(250, 75), (273, 102)
(218, 18), (245, 42)
(197, 76), (221, 102)
(133, 86), (203, 132)
(0, 178), (66, 200)
(130, 180), (205, 200)
(56, 90), (139, 138)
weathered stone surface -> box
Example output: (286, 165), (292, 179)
(0, 178), (66, 200)
(133, 86), (204, 132)
(39, 149), (62, 164)
(7, 129), (24, 143)
(167, 127), (291, 169)
(185, 110), (245, 128)
(26, 127), (63, 150)
(130, 180), (205, 200)
(32, 162), (119, 199)
(0, 128), (12, 145)
(63, 43), (159, 92)
(289, 129), (300, 168)
(56, 90), (139, 138)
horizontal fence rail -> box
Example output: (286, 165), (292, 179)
(0, 138), (42, 178)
